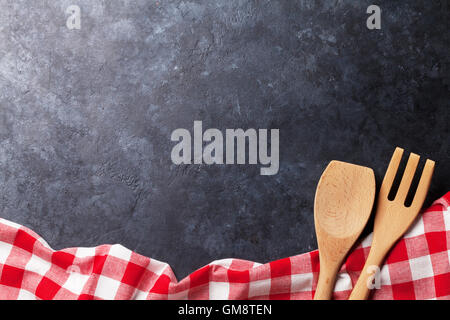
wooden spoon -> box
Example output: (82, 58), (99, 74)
(313, 161), (375, 300)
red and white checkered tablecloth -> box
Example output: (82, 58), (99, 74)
(0, 192), (449, 300)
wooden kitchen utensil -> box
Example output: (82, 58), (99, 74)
(313, 161), (376, 300)
(349, 147), (435, 300)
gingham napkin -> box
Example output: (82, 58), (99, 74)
(0, 192), (449, 300)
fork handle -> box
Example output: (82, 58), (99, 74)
(348, 247), (386, 300)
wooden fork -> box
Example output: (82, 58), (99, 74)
(349, 147), (435, 300)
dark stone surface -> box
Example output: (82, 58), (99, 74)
(0, 0), (448, 279)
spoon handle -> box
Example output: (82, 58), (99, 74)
(314, 262), (340, 300)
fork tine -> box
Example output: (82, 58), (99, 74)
(380, 147), (404, 199)
(410, 159), (435, 210)
(395, 153), (420, 203)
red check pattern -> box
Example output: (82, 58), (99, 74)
(0, 192), (449, 300)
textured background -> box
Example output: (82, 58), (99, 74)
(0, 0), (448, 279)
